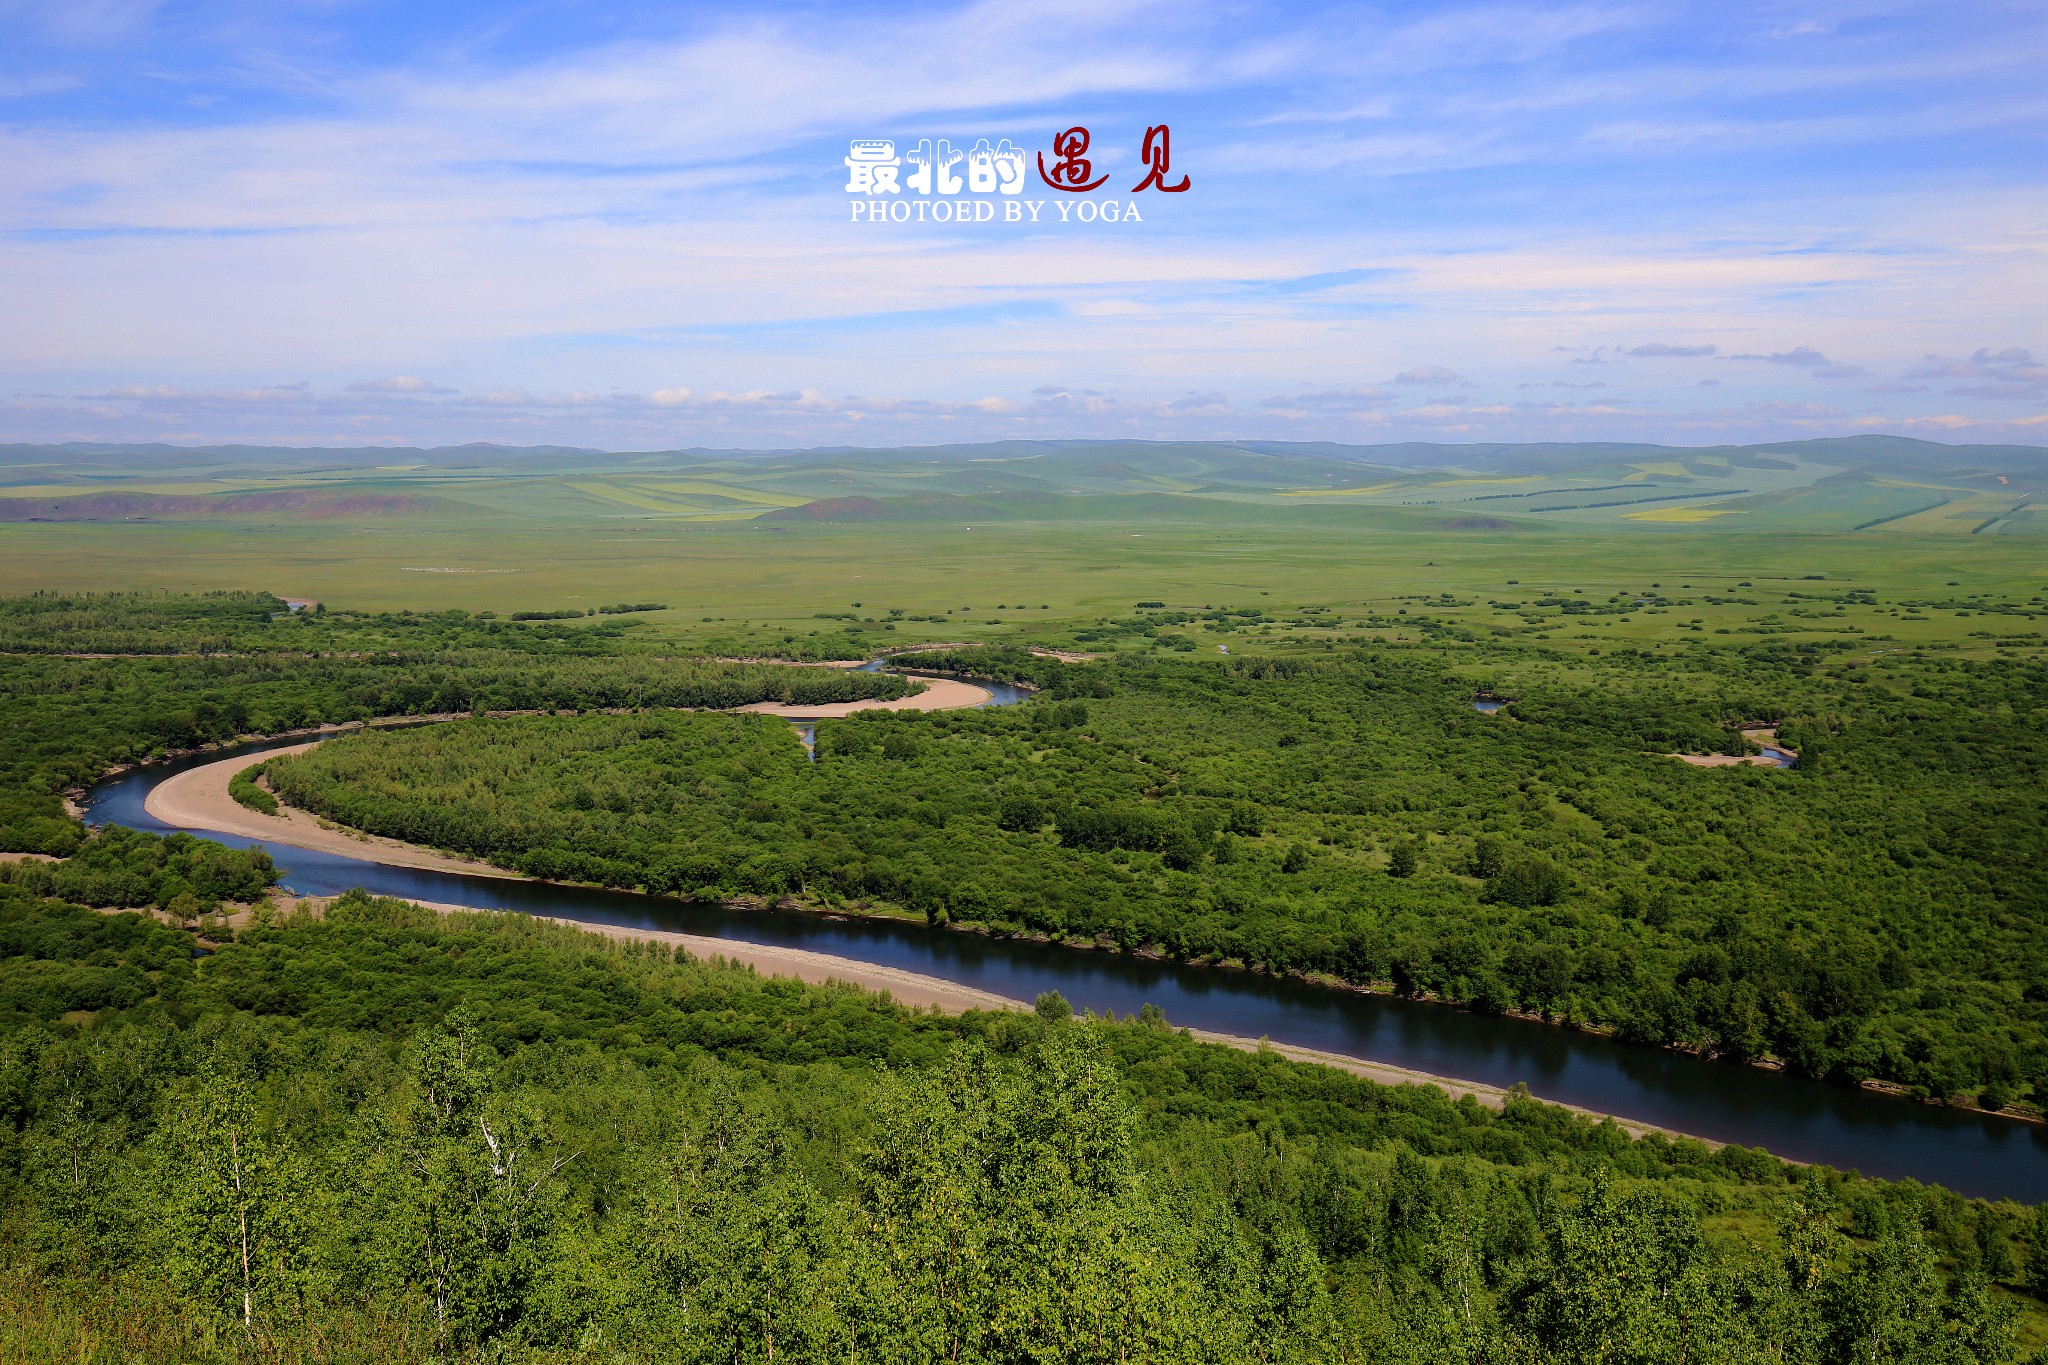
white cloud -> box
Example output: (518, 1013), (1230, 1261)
(1729, 346), (1828, 366)
(2, 1), (2043, 448)
(1257, 384), (1388, 413)
(1626, 342), (1715, 357)
(1902, 347), (2045, 388)
(1392, 364), (1463, 384)
(347, 375), (457, 394)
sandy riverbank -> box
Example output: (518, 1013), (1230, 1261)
(139, 667), (994, 865)
(265, 894), (1716, 1145)
(735, 673), (992, 718)
(144, 744), (523, 876)
(137, 753), (1639, 1114)
(391, 897), (1026, 1013)
(131, 751), (1724, 1146)
(128, 715), (1717, 1150)
(1669, 726), (1799, 768)
(1670, 752), (1781, 768)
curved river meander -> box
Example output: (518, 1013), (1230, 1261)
(81, 671), (2047, 1201)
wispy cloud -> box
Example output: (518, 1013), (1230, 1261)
(1902, 347), (2045, 389)
(1726, 346), (1866, 380)
(1257, 385), (1388, 415)
(1391, 365), (1465, 385)
(1729, 346), (1829, 366)
(348, 376), (457, 395)
(0, 0), (2041, 447)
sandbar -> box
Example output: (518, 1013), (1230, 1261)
(736, 673), (991, 718)
(144, 743), (522, 876)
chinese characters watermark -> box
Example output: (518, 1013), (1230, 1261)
(844, 126), (1188, 225)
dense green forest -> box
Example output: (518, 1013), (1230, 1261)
(2, 588), (2045, 1357)
(263, 641), (2048, 1107)
(0, 589), (886, 662)
(0, 887), (2035, 1362)
(0, 592), (907, 856)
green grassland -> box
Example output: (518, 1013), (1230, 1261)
(3, 497), (2042, 666)
(3, 441), (2039, 661)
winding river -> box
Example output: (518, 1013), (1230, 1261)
(81, 669), (2047, 1202)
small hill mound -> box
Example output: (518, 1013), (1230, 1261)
(760, 496), (899, 521)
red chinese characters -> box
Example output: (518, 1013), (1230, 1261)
(1036, 127), (1109, 192)
(1130, 124), (1190, 193)
(1036, 125), (1191, 193)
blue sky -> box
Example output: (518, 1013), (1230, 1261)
(2, 0), (2042, 449)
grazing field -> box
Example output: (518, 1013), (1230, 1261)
(2, 438), (2042, 645)
(4, 510), (2045, 659)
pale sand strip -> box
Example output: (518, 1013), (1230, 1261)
(735, 674), (991, 718)
(1670, 752), (1781, 768)
(315, 896), (1720, 1147)
(393, 898), (1026, 1014)
(139, 742), (1720, 1150)
(85, 881), (1725, 1149)
(142, 672), (993, 868)
(1670, 725), (1799, 768)
(144, 744), (523, 877)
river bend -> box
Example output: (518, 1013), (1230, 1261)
(80, 673), (2047, 1201)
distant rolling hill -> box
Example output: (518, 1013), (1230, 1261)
(5, 434), (2040, 481)
(0, 489), (464, 521)
(2, 436), (2039, 534)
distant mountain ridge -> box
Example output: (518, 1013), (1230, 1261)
(3, 435), (2040, 536)
(4, 434), (2042, 480)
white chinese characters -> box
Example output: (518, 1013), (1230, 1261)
(844, 140), (900, 194)
(848, 138), (1025, 195)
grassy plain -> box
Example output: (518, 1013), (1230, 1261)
(3, 510), (2043, 660)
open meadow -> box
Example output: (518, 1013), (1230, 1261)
(4, 438), (2043, 663)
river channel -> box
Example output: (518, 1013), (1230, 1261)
(80, 669), (2046, 1202)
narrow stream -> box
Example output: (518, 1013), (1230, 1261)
(79, 670), (2047, 1201)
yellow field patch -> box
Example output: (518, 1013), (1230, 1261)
(566, 482), (700, 513)
(1623, 507), (1748, 522)
(1628, 462), (1689, 479)
(1874, 492), (2011, 535)
(1278, 482), (1405, 497)
(633, 479), (812, 507)
(1871, 475), (1969, 492)
(1428, 475), (1544, 487)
